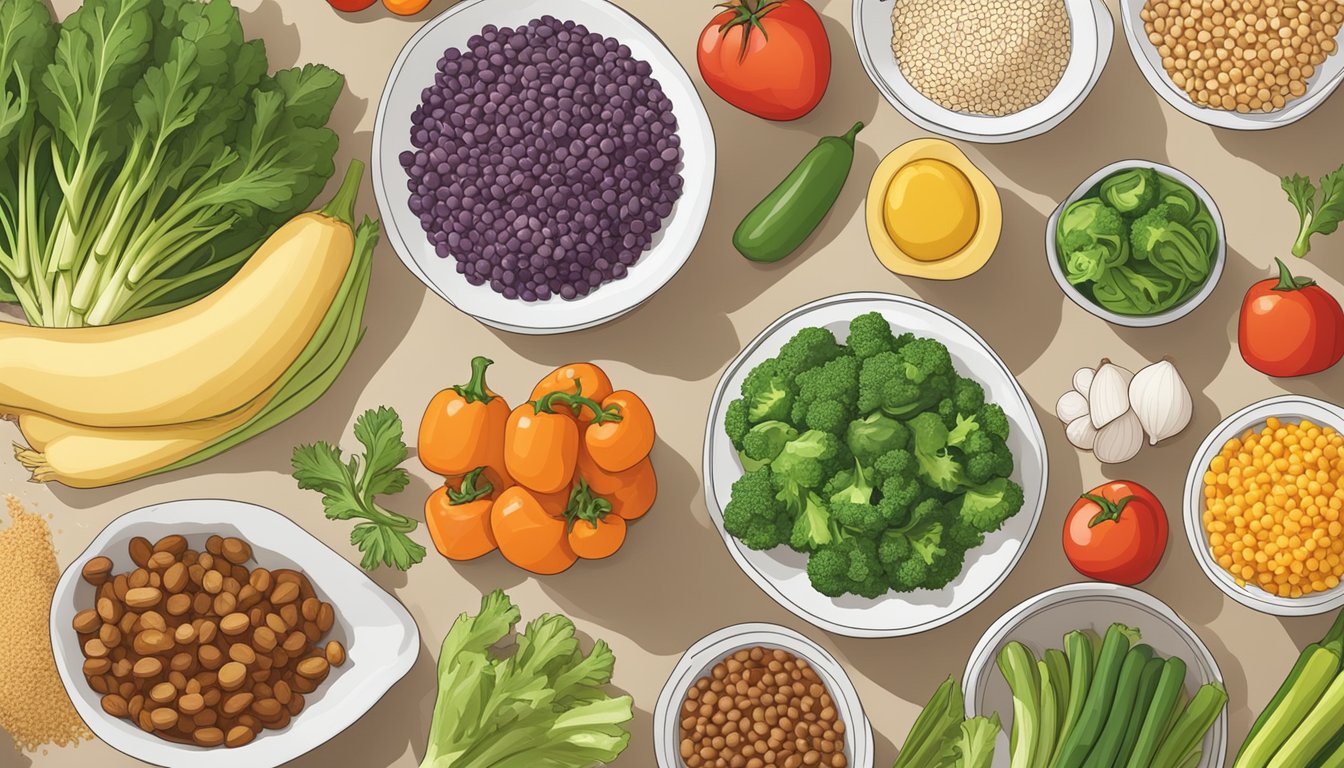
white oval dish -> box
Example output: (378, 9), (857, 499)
(49, 499), (420, 768)
(372, 0), (715, 335)
(852, 0), (1113, 143)
(1046, 159), (1226, 328)
(1184, 395), (1344, 616)
(702, 292), (1048, 638)
(652, 623), (874, 768)
(963, 583), (1227, 768)
(1118, 0), (1344, 130)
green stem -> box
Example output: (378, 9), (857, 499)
(838, 121), (865, 147)
(453, 356), (496, 404)
(533, 389), (622, 423)
(1084, 494), (1139, 527)
(447, 467), (493, 504)
(319, 159), (365, 226)
(1272, 257), (1316, 291)
(564, 479), (613, 530)
(1292, 217), (1313, 259)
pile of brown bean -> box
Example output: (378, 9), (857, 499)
(1142, 0), (1344, 112)
(72, 534), (346, 749)
(679, 646), (847, 768)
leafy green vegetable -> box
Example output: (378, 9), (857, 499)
(421, 590), (632, 768)
(1101, 167), (1160, 216)
(1282, 165), (1344, 258)
(1130, 205), (1214, 282)
(892, 676), (1001, 768)
(0, 0), (343, 327)
(291, 406), (427, 572)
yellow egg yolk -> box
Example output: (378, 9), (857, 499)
(883, 159), (980, 262)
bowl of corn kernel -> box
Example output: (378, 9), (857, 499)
(1185, 395), (1344, 616)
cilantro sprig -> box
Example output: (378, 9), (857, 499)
(1282, 164), (1344, 258)
(292, 407), (426, 572)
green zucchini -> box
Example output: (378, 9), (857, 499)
(1054, 624), (1140, 768)
(998, 641), (1042, 768)
(1115, 657), (1167, 768)
(1125, 657), (1188, 768)
(1153, 683), (1229, 768)
(1269, 673), (1344, 768)
(1038, 658), (1061, 767)
(1051, 631), (1095, 768)
(1307, 729), (1344, 768)
(1082, 644), (1155, 768)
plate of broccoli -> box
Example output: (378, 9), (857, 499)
(704, 292), (1047, 638)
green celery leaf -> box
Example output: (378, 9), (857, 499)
(353, 406), (410, 498)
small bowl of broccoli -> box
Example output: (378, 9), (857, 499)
(1046, 160), (1226, 328)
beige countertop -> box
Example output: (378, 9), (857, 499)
(7, 0), (1344, 765)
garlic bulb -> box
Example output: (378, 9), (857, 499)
(1072, 367), (1095, 398)
(1056, 391), (1089, 423)
(1066, 416), (1098, 450)
(1093, 410), (1144, 464)
(1129, 359), (1192, 445)
(1088, 359), (1135, 429)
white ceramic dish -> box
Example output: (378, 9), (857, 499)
(49, 499), (420, 768)
(702, 292), (1048, 638)
(853, 0), (1113, 143)
(1119, 0), (1344, 130)
(1184, 395), (1344, 616)
(1046, 160), (1226, 328)
(964, 584), (1227, 768)
(652, 623), (874, 768)
(372, 0), (715, 335)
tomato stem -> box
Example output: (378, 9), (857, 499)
(447, 467), (493, 505)
(1272, 257), (1317, 292)
(1083, 493), (1139, 527)
(453, 356), (497, 404)
(715, 0), (784, 60)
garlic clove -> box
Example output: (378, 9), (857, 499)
(1129, 358), (1193, 445)
(1066, 415), (1098, 450)
(1056, 391), (1089, 424)
(1088, 359), (1135, 430)
(1093, 410), (1144, 464)
(1073, 367), (1095, 398)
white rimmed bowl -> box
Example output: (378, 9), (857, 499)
(964, 583), (1227, 768)
(1184, 395), (1344, 616)
(853, 0), (1113, 143)
(1046, 160), (1226, 328)
(1119, 0), (1344, 130)
(49, 499), (420, 768)
(702, 292), (1048, 638)
(652, 623), (874, 768)
(372, 0), (715, 335)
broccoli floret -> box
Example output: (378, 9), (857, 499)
(776, 327), (846, 381)
(807, 537), (886, 599)
(792, 355), (860, 434)
(877, 499), (952, 593)
(742, 421), (799, 464)
(946, 519), (986, 552)
(857, 339), (956, 417)
(871, 448), (916, 484)
(958, 478), (1025, 534)
(963, 435), (1014, 486)
(847, 413), (910, 466)
(789, 491), (836, 552)
(908, 412), (965, 493)
(1129, 204), (1213, 282)
(921, 546), (967, 591)
(1101, 167), (1160, 216)
(831, 501), (886, 536)
(846, 311), (898, 360)
(953, 377), (986, 415)
(826, 459), (874, 505)
(722, 469), (791, 551)
(772, 430), (845, 496)
(740, 359), (795, 424)
(877, 475), (920, 528)
(978, 403), (1010, 441)
(725, 399), (749, 450)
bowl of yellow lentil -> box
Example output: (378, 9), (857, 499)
(1121, 0), (1344, 129)
(1185, 395), (1344, 616)
(852, 0), (1114, 143)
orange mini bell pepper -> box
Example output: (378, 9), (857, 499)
(419, 356), (510, 478)
(584, 390), (655, 472)
(425, 468), (497, 561)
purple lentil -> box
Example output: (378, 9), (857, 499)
(401, 16), (685, 302)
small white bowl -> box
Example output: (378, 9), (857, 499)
(852, 0), (1113, 143)
(50, 500), (420, 768)
(652, 623), (874, 768)
(1046, 160), (1226, 328)
(963, 583), (1227, 768)
(372, 0), (715, 335)
(1184, 395), (1344, 616)
(1119, 0), (1344, 130)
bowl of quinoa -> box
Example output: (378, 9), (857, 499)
(852, 0), (1114, 143)
(373, 0), (714, 334)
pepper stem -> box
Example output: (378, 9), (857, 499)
(838, 122), (865, 147)
(1271, 257), (1316, 291)
(533, 389), (623, 423)
(565, 479), (614, 531)
(447, 467), (493, 505)
(1084, 493), (1139, 527)
(453, 356), (496, 404)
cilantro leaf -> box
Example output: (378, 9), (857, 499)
(1284, 165), (1344, 258)
(292, 406), (425, 571)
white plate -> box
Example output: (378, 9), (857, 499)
(1046, 160), (1226, 328)
(652, 623), (874, 768)
(1184, 395), (1344, 616)
(49, 500), (420, 768)
(372, 0), (715, 335)
(702, 292), (1048, 638)
(853, 0), (1113, 143)
(963, 583), (1227, 768)
(1119, 0), (1344, 130)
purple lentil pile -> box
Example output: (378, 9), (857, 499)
(401, 16), (685, 302)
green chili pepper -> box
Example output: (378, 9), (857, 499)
(733, 121), (865, 263)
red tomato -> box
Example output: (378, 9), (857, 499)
(1238, 258), (1344, 378)
(1063, 481), (1168, 585)
(697, 0), (831, 121)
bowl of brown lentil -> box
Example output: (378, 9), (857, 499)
(653, 624), (873, 768)
(852, 0), (1114, 143)
(49, 499), (420, 768)
(1184, 395), (1344, 616)
(1122, 0), (1344, 129)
